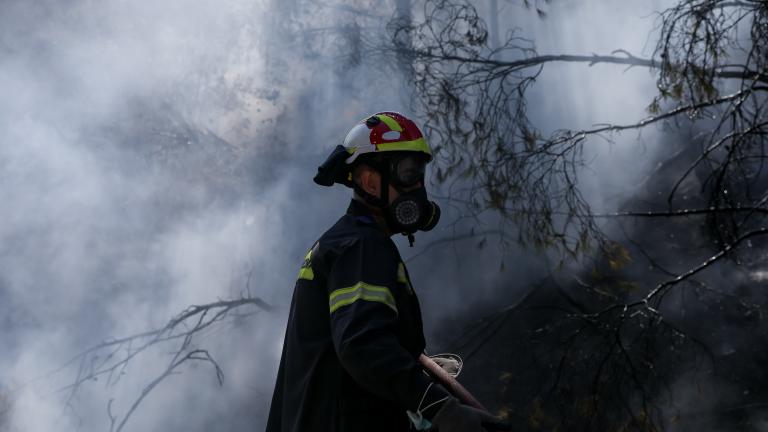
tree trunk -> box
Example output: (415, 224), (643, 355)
(488, 0), (500, 50)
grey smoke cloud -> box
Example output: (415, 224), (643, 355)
(519, 0), (672, 214)
(0, 0), (410, 429)
(0, 1), (292, 430)
(0, 0), (676, 430)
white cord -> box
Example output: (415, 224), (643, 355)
(421, 395), (450, 414)
(416, 382), (433, 411)
(429, 353), (464, 377)
(407, 382), (450, 430)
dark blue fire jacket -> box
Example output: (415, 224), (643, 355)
(266, 199), (449, 432)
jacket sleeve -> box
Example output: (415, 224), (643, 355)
(327, 234), (450, 414)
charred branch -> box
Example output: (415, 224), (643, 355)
(58, 296), (271, 432)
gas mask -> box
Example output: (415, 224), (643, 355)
(370, 153), (442, 243)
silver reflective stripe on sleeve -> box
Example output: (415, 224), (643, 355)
(329, 282), (397, 314)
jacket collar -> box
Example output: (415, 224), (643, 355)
(347, 198), (378, 227)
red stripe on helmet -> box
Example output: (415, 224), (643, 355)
(369, 112), (423, 147)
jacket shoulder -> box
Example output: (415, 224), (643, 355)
(319, 215), (392, 253)
(311, 215), (399, 275)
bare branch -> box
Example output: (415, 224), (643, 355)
(56, 296), (271, 432)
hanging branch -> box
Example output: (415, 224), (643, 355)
(381, 0), (767, 260)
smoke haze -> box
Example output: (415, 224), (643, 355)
(0, 0), (680, 430)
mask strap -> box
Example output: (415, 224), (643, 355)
(352, 159), (389, 209)
(380, 164), (390, 209)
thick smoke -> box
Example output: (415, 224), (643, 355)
(0, 1), (317, 430)
(0, 0), (684, 431)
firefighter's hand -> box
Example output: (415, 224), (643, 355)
(430, 398), (511, 431)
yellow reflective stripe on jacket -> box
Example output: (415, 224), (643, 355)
(297, 248), (315, 281)
(397, 263), (407, 283)
(397, 262), (413, 294)
(298, 266), (314, 281)
(329, 282), (397, 314)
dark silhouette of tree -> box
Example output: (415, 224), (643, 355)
(391, 0), (767, 257)
(383, 0), (768, 430)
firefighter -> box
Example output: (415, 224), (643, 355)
(266, 112), (503, 431)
